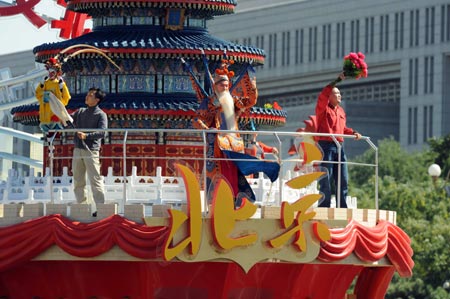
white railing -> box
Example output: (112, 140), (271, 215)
(0, 128), (378, 214)
(0, 67), (46, 111)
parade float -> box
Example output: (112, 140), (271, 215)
(0, 0), (413, 298)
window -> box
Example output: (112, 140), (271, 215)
(413, 107), (418, 144)
(350, 20), (360, 51)
(322, 25), (327, 60)
(408, 107), (412, 144)
(379, 15), (389, 51)
(321, 25), (331, 60)
(424, 57), (429, 94)
(425, 7), (436, 45)
(429, 56), (434, 93)
(295, 29), (302, 64)
(408, 59), (413, 95)
(282, 31), (290, 66)
(341, 22), (346, 56)
(307, 26), (317, 62)
(423, 106), (433, 141)
(423, 106), (428, 142)
(313, 27), (317, 61)
(380, 16), (384, 51)
(351, 20), (355, 50)
(408, 106), (418, 144)
(424, 56), (435, 94)
(268, 34), (278, 68)
(337, 23), (341, 58)
(364, 17), (374, 53)
(309, 27), (313, 62)
(408, 58), (419, 95)
(414, 58), (419, 95)
(400, 12), (404, 48)
(269, 34), (273, 68)
(384, 15), (389, 50)
(394, 12), (405, 49)
(441, 5), (450, 42)
(256, 35), (265, 68)
(409, 10), (416, 47)
(327, 24), (331, 58)
(429, 105), (434, 137)
(336, 22), (345, 58)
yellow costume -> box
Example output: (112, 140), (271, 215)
(35, 78), (71, 129)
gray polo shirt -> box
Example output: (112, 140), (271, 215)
(72, 105), (108, 151)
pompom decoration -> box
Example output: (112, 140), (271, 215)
(264, 103), (273, 109)
(215, 59), (235, 80)
(273, 102), (281, 110)
(264, 102), (282, 110)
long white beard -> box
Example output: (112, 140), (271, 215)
(217, 90), (237, 133)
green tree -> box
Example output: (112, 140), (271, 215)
(348, 137), (450, 299)
(428, 135), (450, 178)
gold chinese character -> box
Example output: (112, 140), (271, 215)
(211, 179), (258, 250)
(163, 164), (202, 261)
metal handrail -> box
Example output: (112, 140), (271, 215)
(48, 128), (379, 210)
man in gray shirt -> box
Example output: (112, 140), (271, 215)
(72, 88), (108, 216)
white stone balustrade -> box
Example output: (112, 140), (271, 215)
(0, 165), (359, 209)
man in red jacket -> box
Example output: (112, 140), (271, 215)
(316, 72), (362, 208)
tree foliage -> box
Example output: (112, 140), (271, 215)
(428, 135), (450, 177)
(348, 137), (450, 299)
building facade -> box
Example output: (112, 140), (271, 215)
(208, 0), (450, 156)
(0, 51), (40, 178)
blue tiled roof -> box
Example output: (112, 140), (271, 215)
(11, 93), (199, 114)
(33, 26), (265, 62)
(11, 92), (287, 125)
(67, 0), (237, 16)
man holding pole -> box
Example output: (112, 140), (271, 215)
(71, 88), (108, 216)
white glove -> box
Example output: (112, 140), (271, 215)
(58, 77), (64, 90)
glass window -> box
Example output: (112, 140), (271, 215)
(408, 107), (412, 144)
(423, 106), (428, 142)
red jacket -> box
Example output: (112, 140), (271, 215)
(315, 85), (355, 142)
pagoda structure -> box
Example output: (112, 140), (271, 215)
(11, 0), (286, 176)
(1, 2), (415, 299)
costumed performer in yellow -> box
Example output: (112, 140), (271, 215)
(35, 57), (71, 133)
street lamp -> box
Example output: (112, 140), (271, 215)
(428, 164), (450, 197)
(428, 163), (442, 177)
(428, 164), (441, 188)
(444, 280), (450, 291)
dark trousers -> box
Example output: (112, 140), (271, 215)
(317, 141), (348, 208)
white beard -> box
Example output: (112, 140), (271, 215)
(216, 90), (237, 133)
